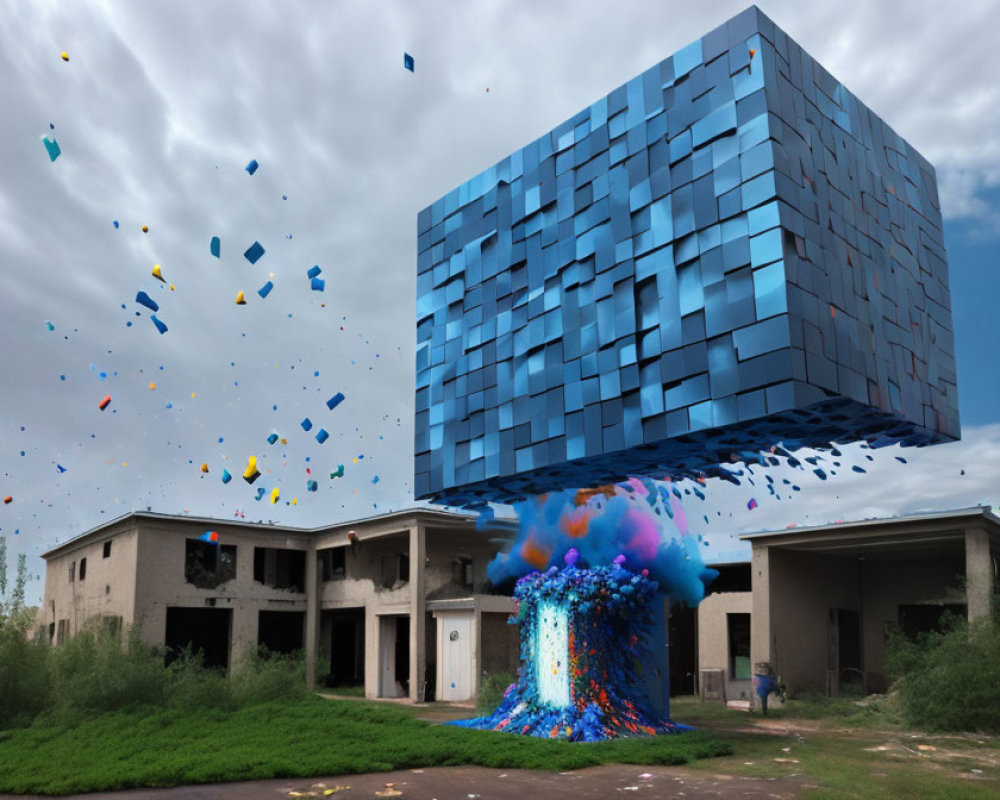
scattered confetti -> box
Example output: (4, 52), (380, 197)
(200, 463), (209, 473)
(60, 50), (69, 61)
(243, 456), (260, 484)
(235, 291), (247, 305)
(151, 264), (165, 282)
(270, 487), (280, 504)
(45, 320), (55, 331)
(98, 395), (111, 411)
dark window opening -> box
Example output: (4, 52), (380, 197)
(56, 619), (68, 645)
(898, 604), (966, 640)
(727, 613), (751, 680)
(103, 541), (112, 558)
(451, 556), (474, 588)
(48, 622), (55, 642)
(165, 606), (232, 669)
(252, 547), (306, 592)
(258, 610), (304, 655)
(185, 539), (237, 589)
(79, 557), (87, 581)
(705, 563), (751, 594)
(321, 548), (346, 581)
(68, 561), (75, 582)
(380, 553), (410, 589)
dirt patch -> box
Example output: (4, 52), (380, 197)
(0, 765), (805, 800)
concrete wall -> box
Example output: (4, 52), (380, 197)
(860, 557), (965, 690)
(697, 591), (752, 701)
(41, 521), (140, 641)
(767, 549), (860, 694)
(131, 520), (309, 664)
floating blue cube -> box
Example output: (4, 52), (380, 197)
(245, 159), (259, 175)
(310, 277), (325, 292)
(244, 241), (265, 264)
(316, 428), (329, 444)
(210, 236), (221, 258)
(414, 6), (959, 506)
(41, 134), (61, 162)
(150, 315), (168, 335)
(307, 265), (322, 279)
(258, 281), (274, 298)
(404, 52), (414, 72)
(327, 392), (345, 410)
(135, 291), (159, 313)
(221, 469), (232, 484)
(301, 418), (313, 431)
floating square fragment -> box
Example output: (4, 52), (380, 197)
(315, 428), (329, 444)
(258, 281), (274, 298)
(307, 480), (318, 492)
(307, 265), (322, 279)
(245, 159), (259, 175)
(135, 291), (159, 312)
(210, 236), (221, 258)
(244, 241), (265, 264)
(221, 469), (232, 484)
(98, 395), (111, 411)
(310, 277), (325, 292)
(267, 432), (278, 445)
(404, 52), (414, 71)
(301, 418), (313, 431)
(41, 134), (61, 162)
(326, 392), (345, 410)
(150, 315), (168, 335)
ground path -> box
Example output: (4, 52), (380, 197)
(0, 764), (804, 800)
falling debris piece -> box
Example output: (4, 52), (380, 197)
(330, 464), (345, 479)
(270, 487), (280, 504)
(200, 463), (209, 473)
(135, 291), (159, 312)
(403, 52), (414, 72)
(258, 280), (274, 299)
(199, 530), (220, 544)
(142, 225), (149, 233)
(243, 456), (260, 484)
(235, 291), (247, 305)
(55, 464), (67, 473)
(301, 418), (313, 431)
(747, 498), (758, 510)
(372, 475), (380, 484)
(151, 264), (165, 282)
(315, 428), (329, 444)
(307, 265), (322, 279)
(150, 315), (168, 335)
(60, 51), (69, 61)
(210, 236), (221, 258)
(310, 277), (325, 292)
(149, 382), (156, 390)
(244, 241), (265, 264)
(41, 133), (61, 162)
(45, 320), (55, 331)
(749, 48), (757, 60)
(307, 480), (318, 492)
(245, 159), (259, 175)
(221, 469), (232, 484)
(255, 487), (266, 501)
(2, 496), (11, 505)
(113, 220), (119, 228)
(267, 433), (279, 445)
(326, 392), (345, 411)
(98, 395), (111, 411)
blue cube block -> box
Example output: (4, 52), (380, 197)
(327, 392), (345, 410)
(210, 236), (221, 258)
(244, 241), (265, 264)
(316, 428), (329, 444)
(415, 6), (959, 507)
(245, 159), (259, 175)
(150, 315), (168, 335)
(404, 52), (414, 72)
(257, 281), (274, 299)
(301, 418), (313, 431)
(311, 277), (325, 292)
(307, 265), (322, 279)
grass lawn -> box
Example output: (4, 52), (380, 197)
(671, 696), (1000, 800)
(0, 696), (728, 796)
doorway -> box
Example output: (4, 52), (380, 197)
(828, 608), (862, 694)
(378, 615), (410, 698)
(165, 607), (232, 669)
(327, 609), (365, 688)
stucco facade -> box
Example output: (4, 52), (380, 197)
(696, 507), (1000, 703)
(41, 508), (519, 704)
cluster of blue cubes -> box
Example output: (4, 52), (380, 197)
(415, 5), (959, 506)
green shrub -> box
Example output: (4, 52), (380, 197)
(167, 649), (235, 711)
(0, 608), (51, 728)
(48, 621), (167, 715)
(229, 646), (309, 707)
(885, 611), (1000, 733)
(477, 671), (515, 712)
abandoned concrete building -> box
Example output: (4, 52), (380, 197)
(40, 508), (520, 704)
(692, 506), (1000, 706)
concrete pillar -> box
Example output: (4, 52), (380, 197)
(304, 550), (320, 689)
(966, 527), (993, 622)
(409, 523), (427, 701)
(749, 543), (772, 709)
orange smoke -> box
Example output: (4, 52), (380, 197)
(520, 535), (552, 570)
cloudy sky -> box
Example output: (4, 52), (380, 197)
(2, 0), (999, 600)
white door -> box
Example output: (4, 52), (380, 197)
(536, 602), (570, 707)
(441, 613), (472, 702)
(378, 616), (397, 697)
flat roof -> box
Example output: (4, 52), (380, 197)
(740, 506), (999, 542)
(41, 506), (519, 560)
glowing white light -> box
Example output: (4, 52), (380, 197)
(536, 602), (570, 707)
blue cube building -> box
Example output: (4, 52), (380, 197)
(415, 6), (959, 506)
